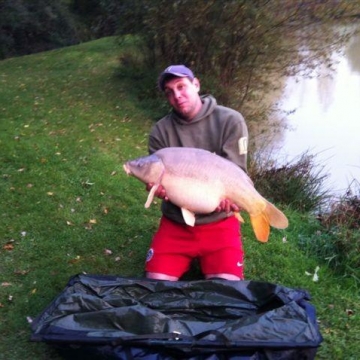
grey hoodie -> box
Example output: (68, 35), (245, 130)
(148, 95), (248, 225)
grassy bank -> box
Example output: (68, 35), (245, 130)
(0, 37), (358, 359)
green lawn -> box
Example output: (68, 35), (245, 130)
(0, 37), (358, 359)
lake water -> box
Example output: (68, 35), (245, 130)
(275, 29), (360, 196)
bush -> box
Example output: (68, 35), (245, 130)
(313, 182), (360, 280)
(70, 0), (125, 38)
(0, 0), (80, 59)
(249, 151), (330, 213)
(320, 180), (360, 230)
(114, 0), (357, 118)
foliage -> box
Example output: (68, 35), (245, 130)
(69, 0), (125, 38)
(0, 0), (81, 59)
(308, 181), (360, 280)
(320, 180), (360, 230)
(115, 0), (359, 133)
(0, 0), (133, 60)
(0, 37), (359, 359)
(298, 224), (360, 284)
(249, 150), (330, 212)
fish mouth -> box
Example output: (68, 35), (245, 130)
(123, 163), (132, 175)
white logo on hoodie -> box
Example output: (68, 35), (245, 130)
(238, 137), (248, 155)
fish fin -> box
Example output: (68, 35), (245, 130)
(234, 212), (245, 223)
(181, 208), (196, 227)
(265, 201), (289, 229)
(250, 201), (288, 242)
(250, 213), (270, 242)
(145, 184), (159, 208)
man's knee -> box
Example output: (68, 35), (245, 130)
(146, 272), (179, 281)
(205, 273), (242, 281)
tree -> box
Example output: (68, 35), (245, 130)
(0, 0), (80, 59)
(69, 0), (125, 37)
(116, 0), (359, 126)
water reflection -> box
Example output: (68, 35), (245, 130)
(276, 29), (360, 195)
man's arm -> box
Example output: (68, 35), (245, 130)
(219, 110), (249, 173)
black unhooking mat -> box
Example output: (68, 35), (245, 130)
(30, 274), (323, 360)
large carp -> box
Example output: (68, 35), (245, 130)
(123, 147), (288, 242)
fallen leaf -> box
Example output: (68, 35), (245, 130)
(1, 282), (12, 287)
(47, 192), (54, 196)
(14, 269), (30, 276)
(68, 256), (81, 264)
(68, 259), (77, 264)
(104, 249), (112, 255)
(89, 219), (97, 224)
(83, 180), (94, 187)
(305, 266), (320, 282)
(111, 171), (117, 176)
(31, 288), (37, 294)
(3, 244), (14, 251)
(313, 266), (320, 282)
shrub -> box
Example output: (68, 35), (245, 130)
(294, 180), (360, 282)
(114, 0), (357, 118)
(0, 0), (80, 59)
(249, 151), (330, 212)
(70, 0), (124, 38)
(319, 180), (360, 230)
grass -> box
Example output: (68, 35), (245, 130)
(0, 37), (359, 360)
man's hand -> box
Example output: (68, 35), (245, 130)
(216, 199), (240, 213)
(146, 183), (169, 201)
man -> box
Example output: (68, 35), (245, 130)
(145, 65), (249, 281)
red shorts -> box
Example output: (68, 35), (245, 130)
(145, 215), (244, 279)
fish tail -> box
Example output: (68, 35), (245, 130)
(250, 201), (288, 242)
(264, 200), (289, 229)
(250, 213), (270, 242)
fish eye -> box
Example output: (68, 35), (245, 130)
(137, 159), (147, 167)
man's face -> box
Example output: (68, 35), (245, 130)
(163, 77), (202, 121)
